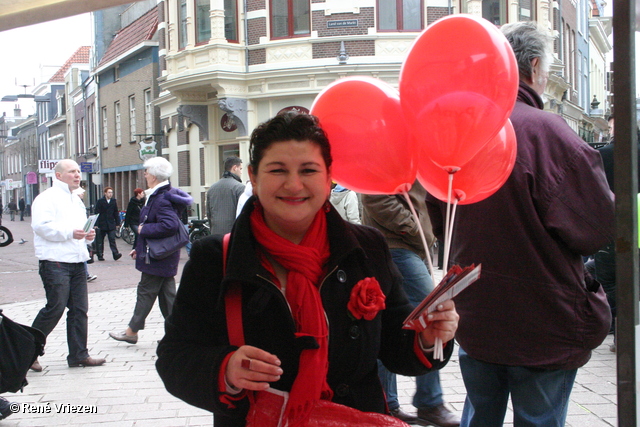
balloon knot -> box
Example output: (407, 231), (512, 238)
(394, 182), (413, 194)
(453, 189), (466, 201)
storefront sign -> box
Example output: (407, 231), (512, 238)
(221, 113), (238, 132)
(38, 159), (63, 173)
(277, 106), (310, 116)
(139, 140), (158, 161)
(26, 172), (38, 185)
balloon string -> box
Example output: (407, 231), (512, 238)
(446, 198), (459, 265)
(401, 190), (435, 279)
(443, 173), (455, 272)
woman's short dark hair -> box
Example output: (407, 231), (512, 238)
(249, 112), (332, 173)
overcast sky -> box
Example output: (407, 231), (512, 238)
(0, 13), (92, 118)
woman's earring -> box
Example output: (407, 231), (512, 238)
(324, 200), (331, 212)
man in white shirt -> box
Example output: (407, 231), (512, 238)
(29, 159), (106, 371)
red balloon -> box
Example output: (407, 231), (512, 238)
(311, 77), (415, 194)
(400, 14), (519, 169)
(418, 119), (517, 205)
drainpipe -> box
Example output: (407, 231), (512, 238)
(244, 0), (249, 74)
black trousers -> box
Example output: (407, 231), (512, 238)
(95, 228), (119, 258)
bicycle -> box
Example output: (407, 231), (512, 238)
(119, 225), (135, 245)
(189, 219), (210, 242)
(0, 225), (14, 247)
(115, 211), (126, 238)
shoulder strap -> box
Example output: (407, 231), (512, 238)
(223, 233), (245, 346)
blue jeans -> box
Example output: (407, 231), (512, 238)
(32, 261), (90, 365)
(378, 248), (443, 410)
(184, 224), (192, 255)
(459, 347), (577, 427)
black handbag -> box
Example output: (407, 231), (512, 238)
(145, 221), (189, 260)
(0, 310), (46, 393)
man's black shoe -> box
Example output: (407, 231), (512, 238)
(0, 396), (14, 420)
(98, 256), (105, 261)
(417, 404), (460, 427)
(113, 253), (122, 261)
(390, 407), (418, 424)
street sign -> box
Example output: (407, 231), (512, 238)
(80, 162), (93, 173)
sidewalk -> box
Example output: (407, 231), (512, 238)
(0, 286), (618, 426)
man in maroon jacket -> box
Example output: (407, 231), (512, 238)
(426, 22), (614, 427)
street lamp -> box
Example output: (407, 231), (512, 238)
(1, 94), (50, 102)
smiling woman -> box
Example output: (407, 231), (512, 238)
(156, 112), (460, 427)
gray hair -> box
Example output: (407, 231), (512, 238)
(501, 21), (553, 82)
(144, 156), (173, 181)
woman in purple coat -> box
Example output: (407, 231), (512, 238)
(109, 157), (193, 345)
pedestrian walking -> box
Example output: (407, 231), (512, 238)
(124, 188), (145, 249)
(109, 157), (192, 344)
(95, 187), (122, 261)
(29, 159), (106, 371)
(7, 200), (17, 221)
(18, 198), (25, 221)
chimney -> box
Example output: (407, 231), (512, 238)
(14, 108), (21, 117)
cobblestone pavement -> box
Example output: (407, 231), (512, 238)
(0, 214), (617, 426)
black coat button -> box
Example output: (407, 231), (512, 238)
(349, 325), (360, 339)
(335, 383), (350, 396)
(337, 270), (347, 282)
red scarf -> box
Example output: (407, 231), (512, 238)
(250, 203), (333, 426)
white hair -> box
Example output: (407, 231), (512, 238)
(143, 156), (173, 181)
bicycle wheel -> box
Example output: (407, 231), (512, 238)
(0, 225), (14, 247)
(189, 229), (209, 243)
(122, 227), (135, 245)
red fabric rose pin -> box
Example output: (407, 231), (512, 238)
(348, 277), (386, 321)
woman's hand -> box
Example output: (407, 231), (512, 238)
(129, 249), (137, 260)
(226, 345), (283, 391)
(418, 299), (459, 347)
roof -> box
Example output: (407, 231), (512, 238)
(48, 46), (91, 83)
(98, 6), (158, 68)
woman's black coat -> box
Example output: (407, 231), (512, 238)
(156, 199), (452, 426)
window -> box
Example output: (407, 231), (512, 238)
(196, 0), (211, 44)
(179, 0), (188, 49)
(87, 102), (95, 148)
(77, 118), (85, 154)
(225, 0), (238, 42)
(102, 106), (108, 148)
(270, 0), (310, 39)
(145, 89), (153, 135)
(462, 0), (535, 26)
(482, 0), (506, 26)
(114, 66), (120, 81)
(378, 0), (422, 31)
(518, 0), (534, 21)
(115, 101), (122, 146)
(129, 96), (137, 142)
